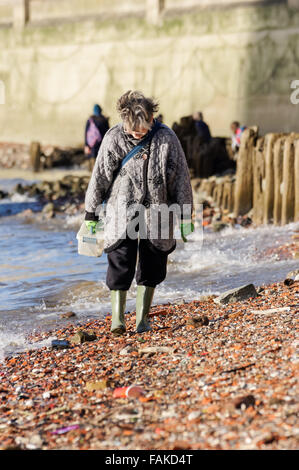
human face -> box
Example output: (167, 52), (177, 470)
(127, 127), (149, 140)
(124, 116), (153, 140)
(231, 123), (238, 134)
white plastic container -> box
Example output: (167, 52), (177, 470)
(76, 221), (105, 257)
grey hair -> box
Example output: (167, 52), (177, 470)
(117, 90), (159, 131)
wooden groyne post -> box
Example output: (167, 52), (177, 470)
(233, 127), (258, 217)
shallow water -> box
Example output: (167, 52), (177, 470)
(0, 188), (298, 359)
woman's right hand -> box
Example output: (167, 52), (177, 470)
(85, 221), (98, 234)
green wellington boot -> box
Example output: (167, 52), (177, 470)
(136, 285), (155, 333)
(111, 290), (127, 335)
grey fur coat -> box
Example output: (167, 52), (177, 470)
(85, 122), (193, 253)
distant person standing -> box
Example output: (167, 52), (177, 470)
(156, 114), (164, 123)
(230, 121), (246, 156)
(192, 111), (212, 177)
(85, 104), (109, 170)
(193, 111), (211, 144)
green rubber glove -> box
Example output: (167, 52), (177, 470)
(85, 221), (98, 234)
(180, 222), (195, 242)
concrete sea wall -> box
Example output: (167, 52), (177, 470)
(0, 0), (299, 145)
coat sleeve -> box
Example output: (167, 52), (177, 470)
(84, 129), (121, 214)
(166, 131), (193, 220)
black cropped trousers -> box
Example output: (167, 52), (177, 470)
(106, 237), (169, 291)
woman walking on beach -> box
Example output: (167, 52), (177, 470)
(84, 90), (193, 335)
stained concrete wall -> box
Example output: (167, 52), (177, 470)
(0, 0), (299, 145)
(29, 0), (145, 22)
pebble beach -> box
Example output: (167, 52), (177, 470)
(0, 277), (298, 450)
(1, 0), (299, 454)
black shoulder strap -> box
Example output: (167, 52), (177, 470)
(121, 120), (162, 168)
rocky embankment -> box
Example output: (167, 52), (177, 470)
(5, 175), (90, 221)
(0, 279), (298, 450)
(1, 174), (253, 231)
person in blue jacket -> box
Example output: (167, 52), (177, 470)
(84, 104), (109, 170)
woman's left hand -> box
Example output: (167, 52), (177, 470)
(180, 222), (195, 242)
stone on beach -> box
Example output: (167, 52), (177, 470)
(26, 434), (43, 450)
(42, 202), (55, 219)
(212, 222), (228, 232)
(42, 202), (55, 213)
(284, 267), (299, 285)
(285, 269), (299, 281)
(60, 311), (76, 319)
(250, 306), (290, 315)
(234, 395), (256, 409)
(85, 380), (110, 392)
(119, 346), (135, 356)
(69, 330), (97, 344)
(138, 346), (174, 355)
(51, 339), (71, 350)
(186, 315), (209, 327)
(0, 190), (8, 199)
(214, 284), (258, 305)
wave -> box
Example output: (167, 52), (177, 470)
(0, 193), (37, 204)
(65, 213), (84, 228)
(0, 330), (56, 362)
